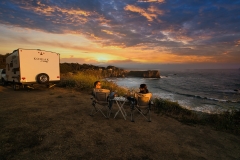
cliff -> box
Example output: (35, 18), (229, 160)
(127, 70), (160, 78)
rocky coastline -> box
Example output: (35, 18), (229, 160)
(126, 70), (160, 78)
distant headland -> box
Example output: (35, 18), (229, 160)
(59, 63), (160, 78)
(127, 70), (160, 78)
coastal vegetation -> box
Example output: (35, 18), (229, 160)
(60, 63), (128, 77)
(153, 98), (240, 135)
(58, 71), (127, 95)
(59, 70), (240, 135)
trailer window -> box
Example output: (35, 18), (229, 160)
(13, 68), (19, 74)
(2, 69), (5, 74)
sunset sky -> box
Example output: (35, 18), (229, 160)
(0, 0), (239, 70)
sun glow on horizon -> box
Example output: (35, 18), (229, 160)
(96, 56), (110, 62)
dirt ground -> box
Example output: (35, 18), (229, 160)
(0, 85), (240, 160)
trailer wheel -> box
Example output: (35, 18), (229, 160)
(12, 83), (19, 91)
(3, 79), (7, 86)
(37, 73), (49, 84)
(1, 78), (6, 86)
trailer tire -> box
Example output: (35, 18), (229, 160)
(37, 73), (49, 84)
(1, 78), (5, 86)
(4, 81), (8, 86)
(12, 82), (19, 91)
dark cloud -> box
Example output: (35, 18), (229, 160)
(0, 0), (239, 59)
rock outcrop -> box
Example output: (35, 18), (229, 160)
(127, 70), (160, 78)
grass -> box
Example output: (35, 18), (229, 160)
(58, 71), (100, 89)
(58, 70), (240, 135)
(58, 71), (128, 95)
(153, 98), (240, 135)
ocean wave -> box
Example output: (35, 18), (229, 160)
(218, 89), (240, 94)
(177, 92), (240, 103)
(183, 105), (230, 114)
(160, 76), (168, 78)
(155, 86), (240, 104)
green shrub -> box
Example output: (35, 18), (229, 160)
(101, 80), (128, 96)
(58, 71), (128, 94)
(153, 98), (240, 134)
(153, 98), (199, 124)
(58, 71), (101, 89)
(205, 110), (240, 134)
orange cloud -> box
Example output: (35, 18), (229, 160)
(34, 1), (90, 16)
(124, 5), (163, 21)
(171, 35), (193, 43)
(101, 30), (114, 35)
(160, 29), (193, 43)
(101, 29), (126, 38)
(235, 40), (240, 46)
(223, 51), (229, 55)
(91, 34), (101, 40)
(18, 1), (91, 24)
(147, 5), (164, 15)
(96, 15), (111, 26)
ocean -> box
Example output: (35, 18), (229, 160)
(112, 69), (240, 114)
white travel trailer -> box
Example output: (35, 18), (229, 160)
(5, 48), (60, 90)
